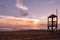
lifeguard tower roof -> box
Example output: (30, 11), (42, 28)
(48, 14), (57, 18)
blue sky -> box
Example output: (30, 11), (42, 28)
(0, 0), (60, 19)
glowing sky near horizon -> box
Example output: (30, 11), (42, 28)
(0, 15), (40, 29)
(0, 0), (60, 29)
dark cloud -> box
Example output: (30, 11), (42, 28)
(19, 11), (29, 17)
(20, 12), (28, 16)
(0, 4), (5, 8)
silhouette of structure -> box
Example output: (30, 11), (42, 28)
(48, 14), (58, 32)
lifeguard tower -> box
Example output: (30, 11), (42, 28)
(48, 14), (58, 32)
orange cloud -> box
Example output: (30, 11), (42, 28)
(0, 15), (40, 27)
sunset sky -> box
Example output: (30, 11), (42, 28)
(0, 0), (60, 30)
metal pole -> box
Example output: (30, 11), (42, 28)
(56, 9), (58, 30)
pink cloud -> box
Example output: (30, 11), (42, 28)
(16, 0), (28, 10)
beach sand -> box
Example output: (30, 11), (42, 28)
(0, 29), (60, 40)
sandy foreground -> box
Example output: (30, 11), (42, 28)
(0, 29), (60, 40)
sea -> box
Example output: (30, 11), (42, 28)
(0, 24), (60, 31)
